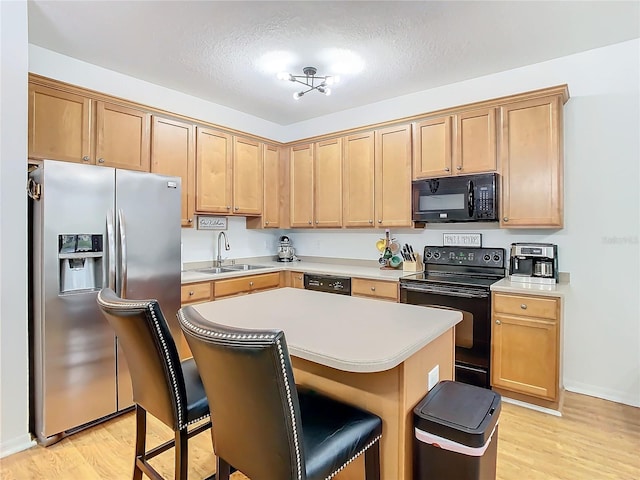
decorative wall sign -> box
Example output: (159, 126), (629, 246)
(197, 216), (228, 230)
(442, 233), (482, 247)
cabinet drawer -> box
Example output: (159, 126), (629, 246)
(181, 282), (212, 305)
(493, 293), (558, 320)
(352, 278), (398, 301)
(215, 272), (280, 298)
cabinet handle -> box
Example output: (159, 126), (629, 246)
(226, 206), (231, 210)
(234, 207), (239, 211)
(496, 320), (501, 325)
(520, 304), (527, 310)
(369, 219), (373, 224)
(98, 158), (105, 164)
(188, 218), (193, 223)
(370, 286), (376, 291)
(456, 166), (462, 171)
(249, 281), (254, 287)
(503, 217), (509, 222)
(308, 220), (312, 225)
(378, 219), (382, 224)
(297, 276), (302, 280)
(265, 221), (269, 225)
(189, 291), (194, 296)
(82, 156), (90, 162)
(315, 220), (319, 224)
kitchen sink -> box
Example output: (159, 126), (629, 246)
(195, 267), (227, 274)
(221, 264), (269, 271)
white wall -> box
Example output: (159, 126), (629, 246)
(1, 31), (638, 457)
(0, 0), (32, 457)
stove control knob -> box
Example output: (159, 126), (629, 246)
(425, 251), (432, 259)
(433, 252), (441, 260)
(483, 254), (491, 262)
(493, 254), (501, 262)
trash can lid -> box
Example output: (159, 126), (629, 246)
(414, 380), (501, 448)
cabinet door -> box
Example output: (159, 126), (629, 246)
(28, 84), (92, 164)
(290, 144), (314, 227)
(96, 101), (151, 171)
(151, 116), (196, 227)
(343, 132), (375, 228)
(412, 116), (452, 179)
(262, 144), (280, 228)
(500, 96), (563, 228)
(454, 108), (496, 175)
(492, 313), (558, 400)
(375, 125), (412, 227)
(195, 127), (232, 214)
(289, 271), (305, 289)
(314, 138), (343, 227)
(233, 137), (263, 215)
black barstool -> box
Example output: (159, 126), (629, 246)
(97, 288), (211, 480)
(178, 305), (382, 480)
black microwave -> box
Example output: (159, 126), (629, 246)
(412, 173), (499, 223)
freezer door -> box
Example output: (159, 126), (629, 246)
(31, 160), (117, 443)
(115, 169), (182, 407)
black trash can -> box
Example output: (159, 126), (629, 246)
(413, 380), (501, 480)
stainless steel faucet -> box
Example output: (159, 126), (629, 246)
(215, 231), (230, 266)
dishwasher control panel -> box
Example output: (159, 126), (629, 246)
(303, 273), (352, 296)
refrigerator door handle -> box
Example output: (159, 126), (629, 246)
(118, 209), (128, 298)
(106, 210), (116, 291)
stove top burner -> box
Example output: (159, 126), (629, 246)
(400, 245), (507, 290)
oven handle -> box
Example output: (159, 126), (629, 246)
(400, 284), (489, 299)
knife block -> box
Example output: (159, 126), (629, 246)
(402, 253), (422, 272)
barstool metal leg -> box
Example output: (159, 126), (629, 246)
(364, 441), (381, 480)
(133, 406), (146, 480)
(175, 428), (188, 480)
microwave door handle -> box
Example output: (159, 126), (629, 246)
(467, 180), (474, 217)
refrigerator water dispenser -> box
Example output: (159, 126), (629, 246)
(58, 234), (103, 293)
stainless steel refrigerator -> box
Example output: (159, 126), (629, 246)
(29, 160), (182, 445)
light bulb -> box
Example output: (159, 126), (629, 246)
(317, 86), (326, 94)
(277, 71), (289, 81)
(326, 75), (340, 85)
(323, 88), (332, 96)
(293, 91), (303, 100)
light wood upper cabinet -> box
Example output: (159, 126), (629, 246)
(232, 136), (263, 216)
(343, 132), (376, 227)
(413, 108), (496, 179)
(491, 292), (561, 402)
(195, 127), (232, 214)
(412, 116), (452, 178)
(314, 138), (343, 227)
(289, 144), (314, 227)
(151, 116), (196, 227)
(28, 84), (151, 171)
(500, 96), (564, 228)
(455, 107), (496, 175)
(96, 101), (151, 171)
(261, 144), (281, 228)
(375, 124), (413, 227)
(28, 84), (92, 164)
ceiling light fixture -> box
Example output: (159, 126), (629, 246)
(277, 66), (339, 100)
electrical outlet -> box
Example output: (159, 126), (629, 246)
(428, 365), (439, 391)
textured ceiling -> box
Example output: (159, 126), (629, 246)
(28, 1), (639, 125)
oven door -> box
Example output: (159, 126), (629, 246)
(400, 282), (491, 388)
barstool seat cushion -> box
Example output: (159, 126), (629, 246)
(299, 388), (383, 480)
(182, 358), (210, 424)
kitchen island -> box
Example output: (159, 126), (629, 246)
(190, 287), (461, 480)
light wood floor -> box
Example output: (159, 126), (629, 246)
(1, 391), (638, 480)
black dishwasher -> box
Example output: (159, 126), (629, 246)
(303, 273), (351, 295)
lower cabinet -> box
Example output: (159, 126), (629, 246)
(214, 272), (281, 299)
(287, 271), (305, 289)
(491, 292), (561, 404)
(351, 278), (398, 302)
(180, 281), (213, 305)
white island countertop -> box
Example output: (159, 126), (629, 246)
(190, 287), (461, 373)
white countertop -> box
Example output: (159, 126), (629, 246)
(490, 278), (570, 298)
(190, 288), (461, 373)
(181, 259), (407, 284)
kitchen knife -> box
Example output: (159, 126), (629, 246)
(408, 245), (416, 261)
